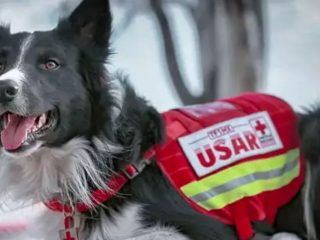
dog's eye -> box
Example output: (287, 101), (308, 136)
(43, 59), (60, 70)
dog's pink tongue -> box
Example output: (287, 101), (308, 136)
(1, 114), (37, 150)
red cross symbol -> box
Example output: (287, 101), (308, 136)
(254, 120), (267, 135)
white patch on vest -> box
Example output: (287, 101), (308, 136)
(179, 111), (283, 177)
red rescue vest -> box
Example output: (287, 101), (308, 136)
(154, 92), (304, 240)
(45, 92), (304, 240)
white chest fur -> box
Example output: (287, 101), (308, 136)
(26, 203), (189, 240)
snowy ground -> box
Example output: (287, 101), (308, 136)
(0, 0), (319, 238)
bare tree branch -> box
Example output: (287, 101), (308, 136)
(149, 0), (216, 105)
(113, 0), (265, 105)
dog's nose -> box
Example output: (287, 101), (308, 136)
(0, 80), (19, 103)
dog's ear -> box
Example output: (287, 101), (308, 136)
(67, 0), (112, 48)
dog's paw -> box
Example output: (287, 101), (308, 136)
(270, 233), (302, 240)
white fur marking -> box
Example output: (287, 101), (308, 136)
(0, 68), (25, 85)
(85, 203), (144, 239)
(109, 76), (125, 121)
(83, 203), (189, 240)
(16, 34), (34, 68)
(26, 206), (64, 240)
(0, 34), (33, 86)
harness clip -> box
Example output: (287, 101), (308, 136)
(123, 160), (150, 179)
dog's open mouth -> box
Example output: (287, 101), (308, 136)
(0, 110), (58, 152)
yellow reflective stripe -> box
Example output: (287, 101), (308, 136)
(198, 163), (299, 210)
(181, 148), (299, 197)
(190, 157), (299, 203)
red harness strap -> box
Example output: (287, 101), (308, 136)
(46, 173), (128, 213)
(45, 149), (155, 213)
(45, 149), (156, 240)
(44, 155), (154, 213)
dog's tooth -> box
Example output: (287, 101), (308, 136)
(25, 131), (30, 141)
(32, 125), (39, 132)
(39, 114), (46, 127)
(41, 113), (46, 122)
(8, 113), (12, 123)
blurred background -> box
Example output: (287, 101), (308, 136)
(0, 0), (319, 238)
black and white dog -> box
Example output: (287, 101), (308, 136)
(0, 0), (319, 239)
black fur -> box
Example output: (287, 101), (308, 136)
(299, 108), (320, 239)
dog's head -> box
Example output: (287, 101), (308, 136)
(0, 0), (113, 157)
(0, 0), (163, 205)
